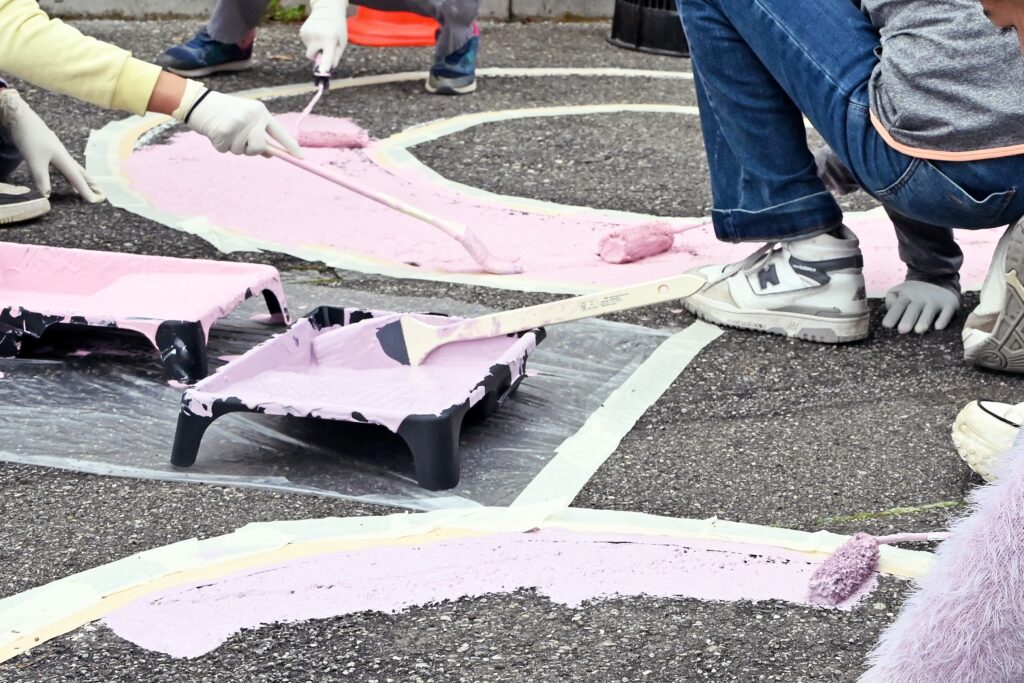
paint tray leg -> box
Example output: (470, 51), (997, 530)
(397, 411), (467, 491)
(262, 287), (289, 324)
(156, 321), (209, 383)
(0, 327), (22, 357)
(170, 412), (215, 467)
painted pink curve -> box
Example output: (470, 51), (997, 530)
(102, 529), (876, 659)
(122, 114), (1003, 293)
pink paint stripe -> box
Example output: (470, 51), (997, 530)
(123, 119), (1005, 294)
(103, 529), (876, 658)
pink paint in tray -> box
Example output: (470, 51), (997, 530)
(0, 242), (289, 382)
(171, 306), (545, 490)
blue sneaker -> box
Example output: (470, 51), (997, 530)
(426, 32), (478, 95)
(155, 29), (255, 78)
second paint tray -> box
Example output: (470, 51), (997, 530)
(170, 306), (545, 490)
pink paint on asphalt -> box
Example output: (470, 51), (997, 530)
(102, 529), (875, 659)
(123, 118), (1004, 293)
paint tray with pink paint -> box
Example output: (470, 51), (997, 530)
(171, 306), (545, 490)
(0, 242), (289, 383)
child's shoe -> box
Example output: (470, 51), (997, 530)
(156, 29), (255, 77)
(426, 30), (478, 95)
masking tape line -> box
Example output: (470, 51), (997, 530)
(0, 505), (933, 663)
(227, 67), (695, 103)
(368, 103), (705, 221)
(511, 321), (724, 510)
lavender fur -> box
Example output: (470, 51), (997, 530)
(861, 436), (1024, 682)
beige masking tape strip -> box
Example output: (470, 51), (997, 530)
(0, 505), (934, 663)
(229, 67), (695, 102)
(544, 508), (935, 579)
(369, 103), (704, 220)
(512, 321), (724, 509)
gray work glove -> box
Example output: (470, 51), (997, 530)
(883, 280), (960, 334)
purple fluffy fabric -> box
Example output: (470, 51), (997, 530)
(807, 533), (880, 606)
(861, 437), (1024, 682)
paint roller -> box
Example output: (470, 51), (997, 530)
(807, 531), (950, 607)
(294, 50), (365, 149)
(364, 271), (707, 366)
(267, 145), (522, 275)
(598, 220), (712, 265)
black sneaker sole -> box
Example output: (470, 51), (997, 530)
(161, 58), (255, 78)
(965, 221), (1024, 373)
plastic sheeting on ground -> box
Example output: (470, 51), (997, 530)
(0, 277), (673, 510)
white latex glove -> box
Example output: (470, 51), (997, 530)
(174, 80), (301, 157)
(300, 0), (349, 71)
(0, 88), (104, 202)
(883, 280), (960, 335)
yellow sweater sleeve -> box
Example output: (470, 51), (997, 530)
(0, 0), (162, 114)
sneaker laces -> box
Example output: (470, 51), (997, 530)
(714, 242), (778, 282)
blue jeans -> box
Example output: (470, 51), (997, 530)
(0, 127), (20, 180)
(677, 0), (1024, 243)
(207, 0), (479, 57)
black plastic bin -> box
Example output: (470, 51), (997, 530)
(608, 0), (689, 58)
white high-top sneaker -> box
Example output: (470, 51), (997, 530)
(963, 218), (1024, 373)
(952, 400), (1023, 481)
(683, 226), (869, 343)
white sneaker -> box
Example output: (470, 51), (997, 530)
(682, 226), (870, 343)
(963, 218), (1024, 372)
(951, 400), (1022, 481)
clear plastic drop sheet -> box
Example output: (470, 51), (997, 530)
(0, 277), (670, 510)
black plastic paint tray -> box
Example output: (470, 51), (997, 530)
(0, 241), (289, 382)
(170, 306), (546, 490)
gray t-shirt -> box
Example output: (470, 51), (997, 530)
(862, 0), (1024, 156)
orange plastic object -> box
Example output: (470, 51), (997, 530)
(347, 8), (439, 47)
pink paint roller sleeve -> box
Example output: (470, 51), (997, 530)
(807, 531), (949, 607)
(598, 220), (713, 264)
